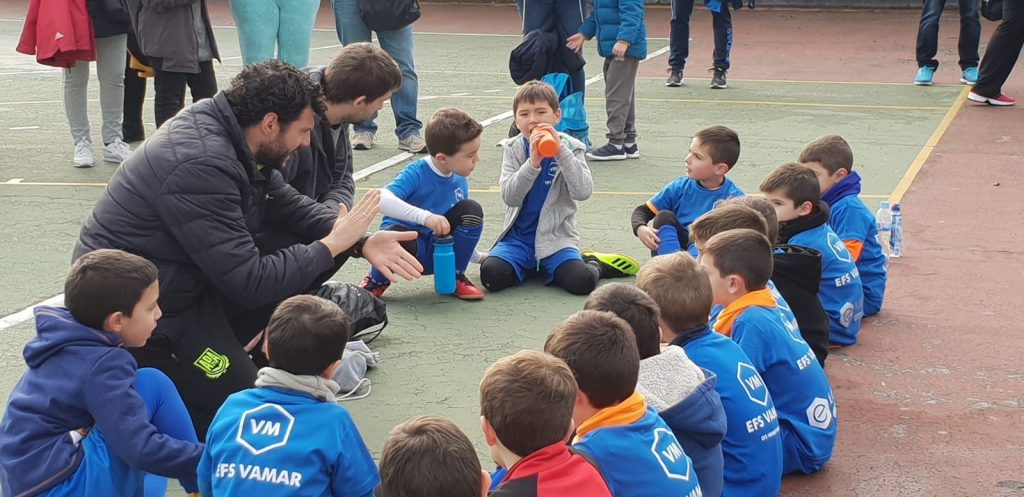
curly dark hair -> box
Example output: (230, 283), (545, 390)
(225, 60), (326, 129)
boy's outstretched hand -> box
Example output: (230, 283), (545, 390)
(363, 231), (424, 282)
(566, 33), (587, 53)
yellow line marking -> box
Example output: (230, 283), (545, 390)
(0, 180), (887, 199)
(888, 86), (970, 203)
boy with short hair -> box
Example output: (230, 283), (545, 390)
(566, 0), (647, 161)
(698, 230), (838, 474)
(632, 125), (745, 257)
(0, 249), (203, 497)
(761, 163), (865, 346)
(480, 350), (613, 497)
(380, 415), (489, 497)
(800, 135), (887, 316)
(637, 253), (783, 496)
(198, 295), (379, 496)
(482, 81), (638, 296)
(359, 107), (487, 300)
(544, 310), (703, 497)
(691, 202), (832, 365)
(585, 284), (726, 497)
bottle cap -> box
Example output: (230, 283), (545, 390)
(891, 203), (901, 213)
(880, 201), (890, 209)
(435, 235), (454, 244)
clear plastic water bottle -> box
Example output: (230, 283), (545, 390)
(889, 203), (903, 258)
(433, 236), (456, 294)
(875, 201), (892, 256)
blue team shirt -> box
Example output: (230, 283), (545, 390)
(726, 306), (838, 474)
(648, 177), (745, 228)
(574, 408), (703, 497)
(675, 328), (783, 496)
(381, 157), (470, 236)
(508, 138), (558, 245)
(788, 223), (864, 345)
(198, 387), (379, 497)
(829, 195), (888, 316)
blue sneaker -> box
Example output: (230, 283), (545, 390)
(960, 66), (979, 85)
(623, 143), (640, 159)
(914, 66), (935, 86)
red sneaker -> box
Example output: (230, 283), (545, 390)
(359, 274), (390, 298)
(968, 91), (1016, 106)
(454, 273), (485, 300)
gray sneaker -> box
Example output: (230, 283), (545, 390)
(665, 68), (684, 87)
(710, 68), (728, 89)
(398, 134), (428, 153)
(352, 131), (376, 150)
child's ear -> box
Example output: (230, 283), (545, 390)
(797, 200), (815, 216)
(728, 274), (746, 295)
(104, 311), (125, 333)
(321, 359), (342, 380)
(713, 162), (730, 176)
(480, 470), (492, 497)
(481, 416), (499, 447)
(834, 168), (850, 181)
(352, 95), (368, 108)
(553, 107), (563, 125)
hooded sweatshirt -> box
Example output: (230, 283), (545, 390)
(778, 202), (864, 346)
(772, 245), (831, 365)
(821, 171), (887, 316)
(0, 307), (202, 497)
(637, 346), (726, 497)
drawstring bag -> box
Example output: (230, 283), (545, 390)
(358, 0), (421, 32)
(981, 0), (1002, 21)
(541, 73), (591, 148)
(314, 281), (388, 343)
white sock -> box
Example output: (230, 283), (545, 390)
(625, 142), (636, 148)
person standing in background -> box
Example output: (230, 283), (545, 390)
(969, 0), (1024, 106)
(230, 0), (320, 68)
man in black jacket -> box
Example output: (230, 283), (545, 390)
(74, 61), (422, 437)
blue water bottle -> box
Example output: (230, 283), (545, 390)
(889, 203), (903, 258)
(433, 235), (456, 294)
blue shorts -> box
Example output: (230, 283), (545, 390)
(40, 428), (144, 497)
(488, 237), (582, 285)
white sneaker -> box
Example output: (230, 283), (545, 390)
(352, 131), (376, 150)
(103, 138), (132, 164)
(73, 139), (94, 168)
(398, 134), (428, 153)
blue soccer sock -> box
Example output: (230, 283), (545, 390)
(453, 224), (483, 273)
(135, 368), (199, 494)
(369, 266), (389, 284)
(656, 225), (683, 255)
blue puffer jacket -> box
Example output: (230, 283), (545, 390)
(578, 0), (647, 60)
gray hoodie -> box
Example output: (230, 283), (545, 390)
(496, 133), (593, 259)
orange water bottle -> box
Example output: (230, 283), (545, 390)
(532, 129), (559, 158)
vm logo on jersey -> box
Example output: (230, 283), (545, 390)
(806, 397), (835, 430)
(737, 363), (770, 407)
(236, 404), (295, 455)
(651, 428), (692, 481)
(455, 188), (466, 202)
(827, 232), (852, 263)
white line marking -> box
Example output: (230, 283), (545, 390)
(9, 126), (39, 130)
(451, 92), (471, 97)
(483, 89), (502, 93)
(6, 178), (24, 184)
(354, 152), (416, 181)
(0, 294), (64, 332)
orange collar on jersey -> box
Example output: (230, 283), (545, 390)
(574, 391), (648, 441)
(713, 288), (777, 337)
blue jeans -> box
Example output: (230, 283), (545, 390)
(916, 0), (980, 70)
(669, 0), (733, 71)
(331, 0), (423, 139)
(516, 0), (588, 94)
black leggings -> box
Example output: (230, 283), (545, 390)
(480, 257), (599, 296)
(383, 199), (484, 257)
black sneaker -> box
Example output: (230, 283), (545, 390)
(665, 68), (684, 87)
(586, 143), (627, 161)
(623, 143), (640, 159)
(710, 68), (728, 89)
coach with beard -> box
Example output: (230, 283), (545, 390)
(73, 61), (422, 437)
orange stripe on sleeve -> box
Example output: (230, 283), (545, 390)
(844, 240), (864, 262)
(646, 201), (659, 214)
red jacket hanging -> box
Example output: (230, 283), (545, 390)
(17, 0), (95, 68)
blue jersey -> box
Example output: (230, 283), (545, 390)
(647, 177), (745, 228)
(789, 223), (864, 345)
(198, 387), (379, 497)
(728, 306), (838, 474)
(574, 408), (703, 497)
(829, 195), (887, 316)
(675, 328), (783, 496)
(508, 140), (558, 245)
(381, 158), (469, 236)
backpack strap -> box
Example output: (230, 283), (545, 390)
(568, 446), (612, 490)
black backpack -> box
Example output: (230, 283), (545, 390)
(981, 0), (1003, 21)
(314, 282), (389, 343)
(358, 0), (421, 32)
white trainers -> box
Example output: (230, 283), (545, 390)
(398, 134), (428, 153)
(103, 138), (132, 164)
(73, 139), (94, 168)
(352, 131), (376, 150)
